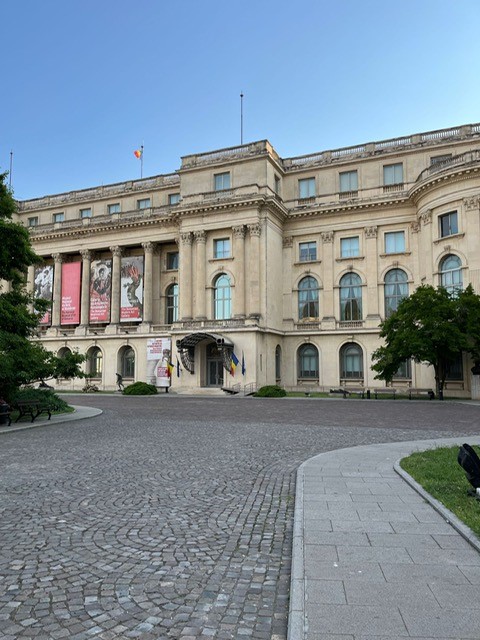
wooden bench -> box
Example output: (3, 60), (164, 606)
(373, 387), (397, 400)
(12, 399), (57, 424)
(332, 386), (366, 399)
(404, 388), (435, 400)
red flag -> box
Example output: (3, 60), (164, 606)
(134, 149), (142, 159)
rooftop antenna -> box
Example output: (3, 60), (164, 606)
(240, 92), (244, 145)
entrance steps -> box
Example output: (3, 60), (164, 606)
(174, 387), (226, 396)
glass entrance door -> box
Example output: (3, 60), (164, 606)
(206, 343), (224, 387)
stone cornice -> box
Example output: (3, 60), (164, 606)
(410, 162), (480, 203)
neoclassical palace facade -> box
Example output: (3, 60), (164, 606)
(15, 123), (480, 396)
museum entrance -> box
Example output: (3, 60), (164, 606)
(206, 342), (224, 387)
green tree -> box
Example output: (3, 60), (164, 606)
(0, 172), (85, 401)
(371, 285), (468, 400)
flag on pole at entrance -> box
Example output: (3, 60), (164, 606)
(134, 148), (143, 159)
(241, 351), (246, 376)
(230, 352), (239, 376)
(176, 357), (181, 377)
(167, 360), (174, 378)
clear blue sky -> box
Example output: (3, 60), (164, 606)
(2, 0), (479, 200)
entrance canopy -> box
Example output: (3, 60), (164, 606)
(176, 333), (234, 374)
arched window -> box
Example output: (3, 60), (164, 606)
(440, 255), (462, 294)
(87, 347), (103, 378)
(275, 345), (282, 380)
(166, 283), (179, 323)
(57, 346), (72, 359)
(340, 273), (362, 321)
(384, 269), (408, 317)
(298, 344), (319, 379)
(298, 276), (319, 321)
(121, 346), (135, 379)
(340, 343), (363, 379)
(214, 274), (231, 319)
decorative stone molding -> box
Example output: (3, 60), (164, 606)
(110, 246), (123, 257)
(464, 195), (480, 210)
(79, 249), (91, 260)
(364, 226), (378, 238)
(247, 223), (261, 237)
(283, 236), (293, 248)
(142, 242), (155, 253)
(180, 232), (193, 245)
(420, 210), (432, 225)
(321, 231), (334, 243)
(194, 230), (206, 243)
(232, 225), (246, 239)
(411, 221), (420, 233)
(52, 253), (64, 263)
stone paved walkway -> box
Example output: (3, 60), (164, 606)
(0, 395), (479, 639)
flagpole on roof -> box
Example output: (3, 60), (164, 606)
(140, 143), (144, 179)
(9, 150), (13, 190)
(240, 92), (244, 145)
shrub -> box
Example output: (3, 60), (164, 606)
(123, 381), (158, 395)
(12, 387), (70, 411)
(254, 385), (286, 398)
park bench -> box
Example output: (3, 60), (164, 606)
(11, 398), (58, 424)
(331, 386), (366, 399)
(400, 388), (435, 400)
(373, 387), (397, 400)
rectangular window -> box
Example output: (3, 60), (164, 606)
(166, 251), (179, 270)
(339, 170), (358, 193)
(214, 238), (231, 259)
(384, 231), (405, 254)
(214, 172), (231, 191)
(383, 163), (403, 185)
(168, 193), (180, 205)
(340, 236), (359, 258)
(53, 212), (65, 223)
(108, 203), (120, 214)
(299, 241), (317, 262)
(439, 211), (458, 237)
(298, 177), (315, 199)
(28, 216), (38, 227)
(137, 198), (151, 209)
(80, 208), (92, 219)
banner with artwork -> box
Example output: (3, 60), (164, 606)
(89, 259), (112, 323)
(120, 256), (144, 321)
(34, 265), (54, 325)
(147, 338), (172, 387)
(61, 262), (81, 325)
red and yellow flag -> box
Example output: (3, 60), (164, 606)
(133, 149), (142, 159)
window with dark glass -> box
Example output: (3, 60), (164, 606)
(122, 346), (135, 378)
(340, 343), (363, 379)
(446, 354), (463, 380)
(384, 269), (408, 317)
(166, 251), (179, 270)
(166, 283), (179, 323)
(88, 347), (103, 378)
(168, 193), (180, 205)
(28, 217), (38, 227)
(137, 198), (151, 209)
(275, 345), (281, 380)
(298, 344), (319, 378)
(440, 254), (462, 294)
(340, 273), (362, 320)
(298, 276), (319, 320)
(299, 241), (317, 262)
(439, 211), (458, 237)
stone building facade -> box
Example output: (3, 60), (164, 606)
(15, 123), (480, 396)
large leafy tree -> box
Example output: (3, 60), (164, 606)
(371, 285), (474, 400)
(0, 172), (84, 401)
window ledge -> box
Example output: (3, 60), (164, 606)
(379, 251), (411, 257)
(294, 259), (321, 266)
(434, 232), (465, 244)
(336, 256), (365, 262)
(209, 256), (234, 263)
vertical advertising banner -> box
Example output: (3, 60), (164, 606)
(147, 338), (172, 387)
(89, 259), (112, 323)
(120, 256), (144, 322)
(34, 265), (54, 325)
(61, 262), (81, 325)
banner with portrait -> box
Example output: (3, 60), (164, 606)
(89, 259), (112, 323)
(61, 262), (81, 325)
(120, 256), (144, 322)
(147, 338), (172, 387)
(34, 265), (54, 325)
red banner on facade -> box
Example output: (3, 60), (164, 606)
(61, 262), (81, 325)
(89, 259), (112, 323)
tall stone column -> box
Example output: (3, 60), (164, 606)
(364, 226), (380, 324)
(321, 231), (335, 323)
(52, 253), (63, 326)
(179, 232), (193, 320)
(142, 242), (155, 324)
(194, 231), (206, 319)
(80, 249), (91, 326)
(233, 225), (246, 318)
(419, 210), (433, 285)
(109, 246), (122, 325)
(27, 265), (35, 312)
(247, 223), (261, 319)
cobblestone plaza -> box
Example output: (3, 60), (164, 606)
(1, 396), (479, 639)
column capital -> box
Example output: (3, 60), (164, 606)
(194, 230), (206, 244)
(52, 253), (64, 264)
(180, 232), (193, 245)
(110, 245), (123, 257)
(232, 225), (246, 239)
(142, 242), (155, 254)
(247, 223), (261, 237)
(364, 226), (378, 238)
(464, 195), (480, 211)
(321, 231), (334, 243)
(80, 249), (91, 260)
(283, 236), (293, 248)
(420, 210), (432, 226)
